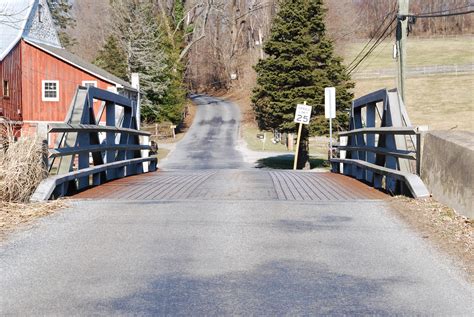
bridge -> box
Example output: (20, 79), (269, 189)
(1, 95), (472, 315)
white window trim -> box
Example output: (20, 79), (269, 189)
(42, 80), (59, 102)
(82, 80), (97, 88)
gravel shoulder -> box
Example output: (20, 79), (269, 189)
(389, 196), (473, 282)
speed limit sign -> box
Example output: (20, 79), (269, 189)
(294, 104), (312, 125)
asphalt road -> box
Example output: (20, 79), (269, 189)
(1, 96), (473, 315)
(161, 95), (247, 170)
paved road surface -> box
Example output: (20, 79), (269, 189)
(161, 95), (247, 170)
(1, 96), (472, 315)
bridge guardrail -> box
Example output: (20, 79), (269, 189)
(31, 86), (157, 201)
(330, 89), (429, 199)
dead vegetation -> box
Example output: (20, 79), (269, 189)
(389, 196), (473, 282)
(0, 201), (66, 241)
(0, 126), (48, 203)
(0, 125), (66, 241)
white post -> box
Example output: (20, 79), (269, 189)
(131, 73), (140, 130)
(329, 114), (333, 159)
(325, 87), (336, 160)
(140, 135), (150, 173)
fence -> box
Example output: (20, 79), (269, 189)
(352, 64), (474, 79)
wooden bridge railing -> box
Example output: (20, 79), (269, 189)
(330, 89), (429, 199)
(31, 86), (157, 201)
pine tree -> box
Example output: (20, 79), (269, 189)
(152, 0), (187, 124)
(46, 0), (76, 48)
(252, 0), (353, 169)
(110, 0), (169, 122)
(93, 36), (128, 81)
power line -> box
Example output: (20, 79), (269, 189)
(348, 24), (396, 76)
(346, 4), (397, 69)
(348, 19), (397, 75)
(411, 4), (473, 16)
(402, 9), (474, 19)
(353, 38), (392, 76)
(331, 5), (398, 42)
(348, 16), (397, 75)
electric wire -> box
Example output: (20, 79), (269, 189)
(345, 3), (473, 74)
(404, 10), (474, 19)
(348, 16), (397, 75)
(346, 3), (398, 69)
(411, 4), (473, 16)
(348, 23), (396, 75)
(332, 4), (397, 42)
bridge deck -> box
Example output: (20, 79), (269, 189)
(74, 170), (387, 201)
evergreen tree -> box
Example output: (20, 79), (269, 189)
(93, 36), (128, 81)
(46, 0), (76, 48)
(252, 0), (353, 169)
(110, 0), (169, 122)
(151, 0), (186, 124)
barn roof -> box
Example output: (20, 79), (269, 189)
(25, 39), (135, 91)
(0, 0), (61, 61)
(1, 0), (135, 92)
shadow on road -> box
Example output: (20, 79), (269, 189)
(255, 154), (327, 169)
(107, 260), (406, 315)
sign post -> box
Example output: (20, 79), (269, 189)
(325, 87), (336, 159)
(293, 101), (312, 170)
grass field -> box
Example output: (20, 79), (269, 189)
(342, 37), (474, 71)
(353, 73), (473, 131)
(241, 125), (290, 152)
(343, 37), (473, 131)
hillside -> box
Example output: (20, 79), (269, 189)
(65, 1), (473, 131)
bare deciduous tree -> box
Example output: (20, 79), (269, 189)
(185, 0), (278, 92)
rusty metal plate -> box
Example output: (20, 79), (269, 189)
(74, 170), (387, 201)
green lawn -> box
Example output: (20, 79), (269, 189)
(242, 125), (290, 152)
(342, 37), (474, 71)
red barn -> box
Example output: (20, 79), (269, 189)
(0, 0), (138, 138)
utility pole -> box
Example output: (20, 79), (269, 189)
(396, 0), (409, 103)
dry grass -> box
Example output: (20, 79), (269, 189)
(0, 201), (66, 241)
(353, 74), (474, 131)
(342, 37), (474, 71)
(390, 196), (473, 282)
(0, 126), (48, 203)
(0, 125), (67, 241)
(341, 37), (473, 131)
(222, 88), (256, 126)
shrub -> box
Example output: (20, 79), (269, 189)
(0, 125), (48, 202)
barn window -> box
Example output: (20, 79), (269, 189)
(2, 80), (9, 98)
(42, 80), (59, 102)
(82, 80), (97, 88)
